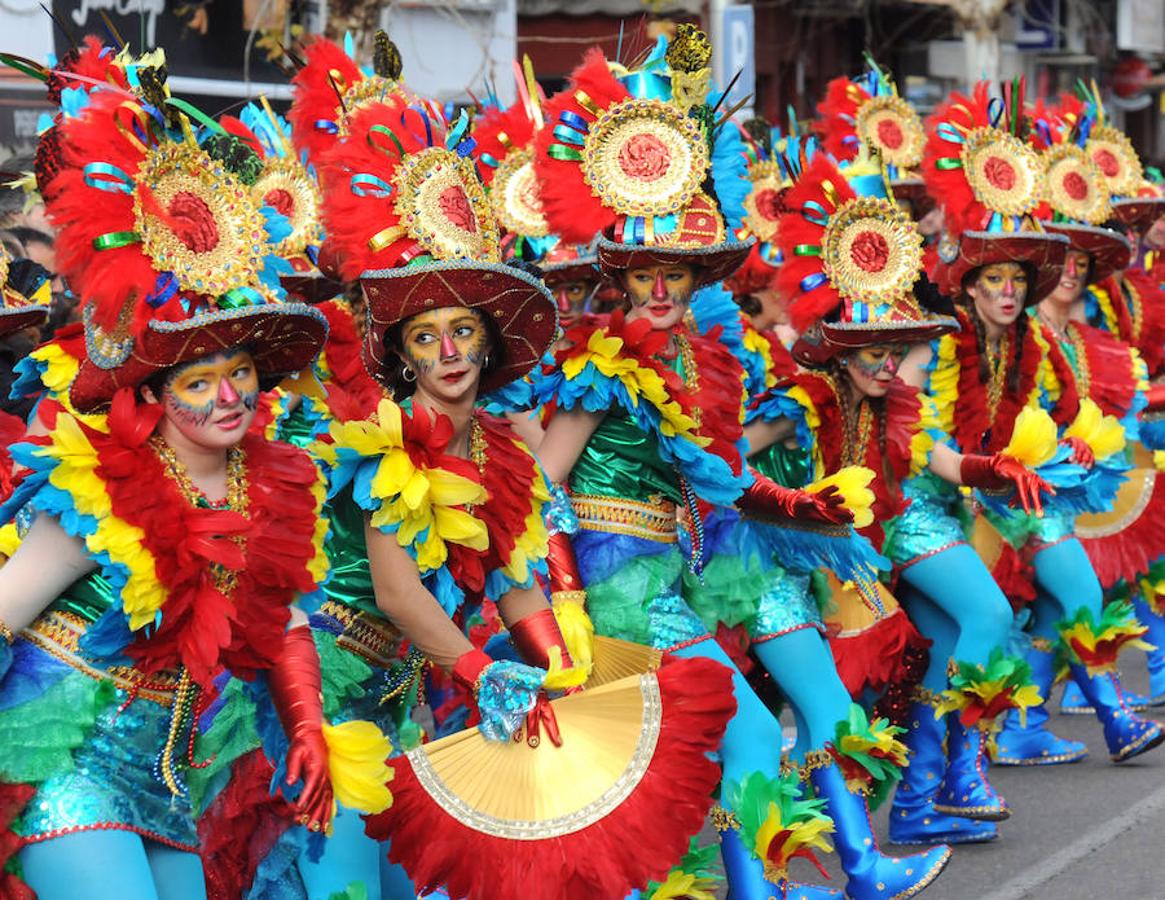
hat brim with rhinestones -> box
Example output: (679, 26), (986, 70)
(596, 234), (752, 289)
(359, 259), (557, 395)
(70, 301), (328, 413)
(1043, 222), (1131, 285)
(935, 230), (1069, 306)
(1111, 196), (1165, 235)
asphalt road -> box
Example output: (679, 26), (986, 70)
(712, 648), (1165, 900)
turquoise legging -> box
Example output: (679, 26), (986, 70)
(671, 638), (784, 788)
(1028, 538), (1103, 640)
(897, 544), (1015, 691)
(752, 628), (854, 761)
(20, 831), (206, 900)
(297, 808), (416, 900)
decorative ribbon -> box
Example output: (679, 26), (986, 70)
(146, 272), (179, 308)
(557, 110), (590, 133)
(84, 163), (134, 194)
(552, 125), (586, 146)
(93, 231), (141, 251)
(801, 201), (829, 226)
(800, 273), (829, 292)
(936, 123), (965, 145)
(351, 173), (394, 198)
(218, 286), (264, 309)
(547, 144), (583, 162)
(166, 97), (227, 136)
(367, 124), (404, 159)
(572, 89), (602, 118)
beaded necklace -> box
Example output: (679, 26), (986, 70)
(984, 331), (1011, 423)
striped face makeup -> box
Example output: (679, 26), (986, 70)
(843, 343), (909, 398)
(400, 307), (490, 404)
(159, 349), (259, 449)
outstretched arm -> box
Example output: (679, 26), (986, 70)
(0, 514), (95, 637)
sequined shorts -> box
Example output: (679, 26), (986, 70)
(18, 674), (198, 851)
(884, 487), (968, 567)
(748, 571), (825, 642)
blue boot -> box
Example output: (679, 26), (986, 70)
(933, 716), (1008, 821)
(888, 699), (998, 845)
(1069, 664), (1165, 762)
(809, 758), (950, 899)
(1134, 597), (1165, 706)
(993, 641), (1088, 766)
(717, 808), (841, 899)
(1060, 675), (1150, 714)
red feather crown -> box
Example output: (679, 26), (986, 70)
(318, 95), (498, 281)
(777, 154), (923, 334)
(815, 70), (925, 175)
(533, 48), (715, 247)
(922, 82), (1045, 235)
(48, 91), (285, 355)
(288, 33), (415, 173)
(473, 101), (549, 239)
(1029, 95), (1112, 226)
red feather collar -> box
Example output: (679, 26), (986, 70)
(38, 392), (324, 690)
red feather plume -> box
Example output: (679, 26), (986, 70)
(48, 91), (174, 338)
(922, 82), (995, 235)
(775, 155), (857, 332)
(218, 115), (266, 157)
(815, 76), (867, 163)
(47, 35), (129, 103)
(288, 37), (365, 168)
(533, 49), (631, 244)
(317, 95), (444, 280)
(473, 101), (538, 187)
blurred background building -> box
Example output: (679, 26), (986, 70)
(2, 0), (1165, 165)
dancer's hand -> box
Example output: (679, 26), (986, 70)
(960, 453), (1054, 516)
(1062, 436), (1095, 469)
(739, 475), (854, 525)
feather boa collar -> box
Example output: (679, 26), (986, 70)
(5, 390), (329, 689)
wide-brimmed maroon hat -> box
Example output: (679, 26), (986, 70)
(70, 301), (328, 412)
(1111, 195), (1165, 235)
(359, 260), (556, 394)
(596, 234), (753, 289)
(1043, 222), (1132, 284)
(934, 230), (1069, 306)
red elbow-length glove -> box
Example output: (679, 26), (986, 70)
(960, 453), (1053, 516)
(268, 625), (333, 833)
(738, 473), (853, 525)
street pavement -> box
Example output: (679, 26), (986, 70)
(710, 648), (1165, 899)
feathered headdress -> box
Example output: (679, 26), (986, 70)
(317, 93), (555, 393)
(922, 81), (1045, 236)
(287, 31), (412, 170)
(922, 81), (1068, 302)
(1029, 94), (1130, 283)
(46, 88), (326, 411)
(534, 28), (751, 286)
(816, 57), (925, 177)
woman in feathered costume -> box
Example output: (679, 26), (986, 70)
(904, 82), (1162, 779)
(1019, 96), (1165, 732)
(529, 29), (954, 900)
(746, 143), (1043, 852)
(0, 76), (395, 898)
(250, 79), (736, 900)
(1035, 92), (1165, 714)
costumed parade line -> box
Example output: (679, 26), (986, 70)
(0, 20), (1163, 900)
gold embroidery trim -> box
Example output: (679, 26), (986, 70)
(572, 493), (677, 542)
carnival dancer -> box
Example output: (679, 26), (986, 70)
(529, 29), (955, 899)
(271, 85), (735, 900)
(742, 143), (1043, 852)
(915, 82), (1163, 770)
(1048, 94), (1165, 712)
(0, 79), (402, 899)
(1011, 98), (1165, 734)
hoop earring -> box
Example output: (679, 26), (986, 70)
(482, 353), (491, 370)
(402, 366), (417, 383)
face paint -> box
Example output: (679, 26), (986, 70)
(850, 345), (908, 378)
(158, 349), (260, 449)
(1048, 249), (1090, 307)
(402, 308), (488, 375)
(969, 262), (1028, 331)
(623, 264), (696, 331)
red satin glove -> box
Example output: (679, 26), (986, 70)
(509, 608), (573, 670)
(545, 530), (585, 601)
(452, 648), (494, 697)
(1144, 383), (1165, 413)
(269, 626), (333, 833)
(1061, 436), (1095, 469)
(738, 474), (853, 525)
(960, 453), (1053, 516)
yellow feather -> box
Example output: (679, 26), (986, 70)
(1002, 406), (1058, 468)
(808, 466), (875, 528)
(321, 720), (394, 814)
